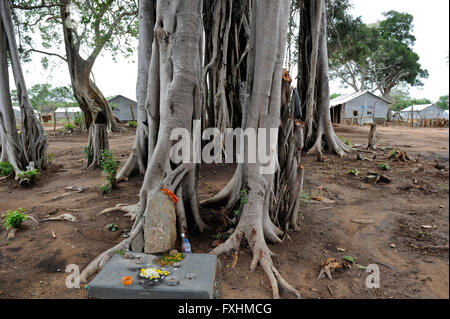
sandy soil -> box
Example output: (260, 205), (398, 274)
(0, 124), (448, 299)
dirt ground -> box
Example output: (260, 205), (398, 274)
(0, 124), (448, 299)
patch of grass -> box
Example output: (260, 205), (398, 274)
(115, 249), (126, 255)
(0, 162), (14, 177)
(16, 169), (41, 182)
(64, 123), (75, 131)
(47, 153), (54, 164)
(379, 163), (390, 171)
(1, 208), (28, 230)
(128, 120), (138, 128)
(339, 136), (351, 146)
(98, 183), (111, 194)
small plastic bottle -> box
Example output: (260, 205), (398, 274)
(181, 233), (186, 253)
(183, 238), (192, 253)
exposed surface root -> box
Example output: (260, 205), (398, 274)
(80, 218), (144, 283)
(97, 204), (138, 221)
(211, 224), (301, 299)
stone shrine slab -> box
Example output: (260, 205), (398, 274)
(87, 253), (217, 299)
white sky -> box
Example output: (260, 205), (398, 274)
(12, 0), (450, 103)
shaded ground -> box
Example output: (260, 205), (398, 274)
(0, 124), (448, 299)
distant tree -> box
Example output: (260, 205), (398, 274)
(327, 6), (428, 100)
(330, 93), (341, 100)
(12, 0), (138, 167)
(389, 86), (411, 111)
(411, 98), (431, 105)
(436, 95), (449, 110)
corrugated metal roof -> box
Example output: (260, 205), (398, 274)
(401, 104), (434, 112)
(55, 107), (82, 113)
(13, 106), (39, 114)
(329, 91), (390, 108)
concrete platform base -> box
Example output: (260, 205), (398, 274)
(87, 253), (217, 299)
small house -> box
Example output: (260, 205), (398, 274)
(330, 91), (390, 125)
(54, 106), (82, 121)
(107, 95), (137, 122)
(400, 104), (448, 122)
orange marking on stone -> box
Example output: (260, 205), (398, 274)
(160, 188), (179, 204)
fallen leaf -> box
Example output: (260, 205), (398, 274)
(421, 225), (433, 229)
(337, 247), (347, 252)
(343, 256), (355, 264)
(390, 244), (396, 248)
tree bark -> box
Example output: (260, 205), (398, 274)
(60, 1), (123, 167)
(0, 1), (47, 173)
(298, 0), (351, 156)
(117, 0), (156, 181)
(81, 0), (206, 282)
(202, 0), (301, 299)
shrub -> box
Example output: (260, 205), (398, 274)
(16, 169), (41, 183)
(128, 120), (138, 128)
(0, 162), (14, 177)
(64, 123), (75, 131)
(47, 153), (55, 164)
(98, 183), (111, 194)
(73, 112), (84, 127)
(379, 163), (390, 171)
(100, 150), (119, 188)
(1, 208), (28, 230)
(82, 145), (92, 161)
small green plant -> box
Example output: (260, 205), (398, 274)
(16, 169), (41, 182)
(239, 188), (248, 204)
(98, 183), (111, 194)
(128, 120), (138, 128)
(339, 136), (351, 146)
(97, 150), (119, 194)
(73, 112), (84, 128)
(1, 208), (28, 230)
(115, 249), (126, 255)
(82, 145), (92, 161)
(348, 169), (359, 176)
(390, 149), (398, 157)
(64, 123), (75, 131)
(47, 153), (54, 164)
(0, 162), (14, 177)
(107, 223), (119, 232)
(379, 163), (390, 171)
(212, 233), (231, 240)
(100, 150), (119, 187)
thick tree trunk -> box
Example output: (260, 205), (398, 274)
(367, 123), (377, 150)
(117, 0), (156, 181)
(202, 0), (249, 131)
(81, 0), (206, 283)
(298, 0), (351, 157)
(202, 0), (300, 299)
(0, 1), (47, 173)
(60, 1), (122, 167)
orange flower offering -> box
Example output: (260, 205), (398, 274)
(160, 188), (179, 204)
(122, 276), (133, 286)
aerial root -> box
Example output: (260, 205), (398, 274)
(211, 229), (301, 299)
(97, 203), (138, 221)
